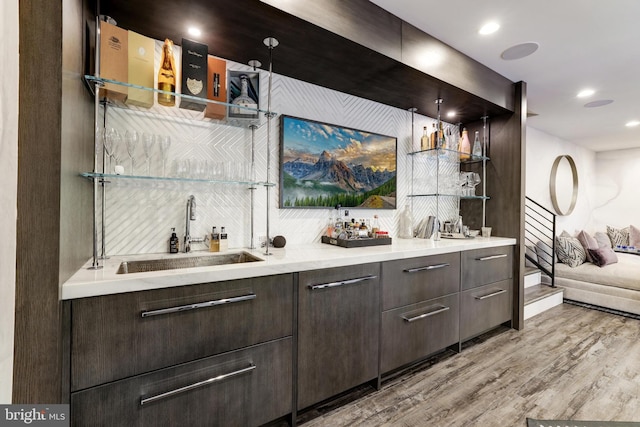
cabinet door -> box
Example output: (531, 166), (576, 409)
(381, 252), (460, 310)
(381, 293), (459, 374)
(297, 264), (380, 410)
(71, 337), (292, 427)
(71, 274), (293, 391)
(460, 279), (512, 341)
(461, 246), (513, 290)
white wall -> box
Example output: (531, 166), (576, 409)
(0, 0), (19, 403)
(526, 127), (597, 234)
(591, 148), (640, 231)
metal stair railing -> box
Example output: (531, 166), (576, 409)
(525, 197), (556, 287)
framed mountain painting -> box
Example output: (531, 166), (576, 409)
(279, 115), (397, 209)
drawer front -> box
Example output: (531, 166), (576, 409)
(71, 337), (292, 427)
(460, 279), (512, 341)
(461, 246), (513, 290)
(381, 252), (460, 311)
(381, 293), (459, 374)
(72, 274), (293, 391)
(297, 263), (380, 410)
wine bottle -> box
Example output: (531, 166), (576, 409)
(420, 126), (429, 151)
(438, 122), (446, 149)
(459, 128), (471, 161)
(429, 123), (437, 149)
(472, 130), (482, 158)
(157, 39), (177, 106)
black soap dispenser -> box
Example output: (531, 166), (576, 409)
(169, 227), (179, 254)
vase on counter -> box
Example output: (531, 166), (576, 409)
(398, 204), (414, 239)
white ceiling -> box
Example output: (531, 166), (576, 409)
(370, 0), (640, 152)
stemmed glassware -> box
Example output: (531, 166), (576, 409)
(158, 135), (171, 177)
(124, 130), (139, 175)
(142, 133), (155, 176)
(103, 128), (118, 174)
(471, 172), (481, 196)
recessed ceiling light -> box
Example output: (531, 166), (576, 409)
(501, 42), (539, 60)
(447, 111), (456, 118)
(188, 27), (202, 37)
(577, 89), (595, 98)
(626, 120), (640, 127)
(479, 22), (500, 35)
(584, 99), (614, 108)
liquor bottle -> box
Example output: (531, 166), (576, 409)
(429, 123), (437, 149)
(438, 122), (446, 149)
(420, 126), (429, 151)
(458, 128), (471, 161)
(472, 130), (483, 158)
(157, 39), (177, 106)
(230, 74), (258, 116)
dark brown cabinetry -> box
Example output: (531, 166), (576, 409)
(297, 264), (380, 410)
(460, 246), (513, 340)
(380, 253), (460, 374)
(70, 274), (294, 427)
(71, 337), (292, 427)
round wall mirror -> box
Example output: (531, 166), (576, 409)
(549, 155), (578, 216)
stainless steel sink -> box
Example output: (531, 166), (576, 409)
(116, 252), (263, 274)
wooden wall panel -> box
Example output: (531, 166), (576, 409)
(14, 0), (64, 403)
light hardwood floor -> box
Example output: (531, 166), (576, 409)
(297, 303), (640, 426)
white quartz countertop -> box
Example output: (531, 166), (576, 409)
(61, 236), (516, 300)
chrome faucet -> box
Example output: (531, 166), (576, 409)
(184, 195), (196, 253)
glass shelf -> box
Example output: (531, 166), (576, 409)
(84, 75), (276, 128)
(408, 147), (490, 163)
(81, 172), (275, 187)
(407, 193), (490, 200)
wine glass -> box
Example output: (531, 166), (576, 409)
(111, 132), (127, 174)
(158, 135), (171, 177)
(103, 128), (118, 174)
(142, 133), (154, 176)
(124, 130), (139, 175)
(472, 172), (481, 196)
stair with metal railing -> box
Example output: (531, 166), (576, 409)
(524, 197), (563, 320)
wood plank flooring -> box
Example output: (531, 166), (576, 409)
(296, 303), (640, 426)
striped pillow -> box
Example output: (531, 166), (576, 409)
(555, 236), (586, 267)
(606, 226), (629, 247)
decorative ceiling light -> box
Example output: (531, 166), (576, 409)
(447, 111), (456, 118)
(584, 100), (614, 108)
(188, 27), (202, 37)
(625, 120), (640, 127)
(577, 89), (595, 98)
(501, 42), (539, 60)
(479, 22), (500, 35)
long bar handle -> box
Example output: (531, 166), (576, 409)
(308, 275), (377, 290)
(402, 305), (450, 323)
(140, 363), (256, 406)
(403, 263), (450, 273)
(476, 254), (508, 261)
(475, 289), (507, 300)
(141, 293), (256, 318)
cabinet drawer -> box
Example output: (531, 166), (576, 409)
(381, 293), (459, 374)
(460, 279), (512, 341)
(71, 274), (293, 391)
(71, 337), (292, 427)
(461, 246), (513, 290)
(297, 263), (380, 410)
(382, 253), (460, 310)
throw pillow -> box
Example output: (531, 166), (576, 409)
(630, 225), (640, 247)
(587, 246), (618, 267)
(594, 231), (612, 248)
(555, 236), (586, 267)
(576, 230), (598, 263)
(607, 225), (629, 247)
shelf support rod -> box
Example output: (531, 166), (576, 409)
(249, 124), (257, 249)
(263, 37), (279, 256)
(481, 115), (489, 228)
(89, 13), (103, 269)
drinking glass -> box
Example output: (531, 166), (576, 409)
(158, 135), (171, 177)
(142, 133), (154, 176)
(103, 128), (118, 174)
(472, 173), (481, 196)
(124, 130), (139, 175)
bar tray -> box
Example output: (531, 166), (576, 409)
(321, 235), (392, 248)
